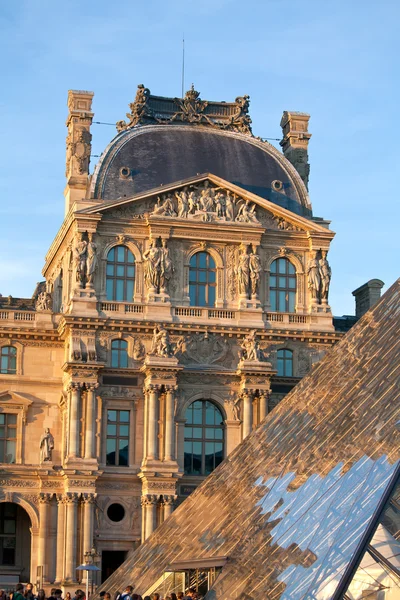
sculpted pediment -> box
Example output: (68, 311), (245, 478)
(80, 174), (329, 234)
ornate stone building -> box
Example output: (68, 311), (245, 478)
(0, 86), (343, 589)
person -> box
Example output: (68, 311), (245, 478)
(99, 594), (106, 599)
(36, 591), (46, 600)
(24, 584), (35, 600)
(150, 594), (159, 600)
(13, 586), (24, 600)
(104, 594), (111, 600)
(170, 595), (178, 600)
(65, 594), (72, 600)
(120, 587), (134, 600)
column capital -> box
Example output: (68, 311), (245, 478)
(82, 493), (97, 504)
(141, 494), (159, 506)
(163, 494), (177, 506)
(86, 382), (100, 392)
(56, 493), (67, 504)
(38, 493), (52, 504)
(65, 492), (80, 504)
(165, 384), (178, 393)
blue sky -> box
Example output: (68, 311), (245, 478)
(0, 0), (398, 315)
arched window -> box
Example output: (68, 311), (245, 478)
(277, 349), (293, 377)
(0, 347), (17, 375)
(184, 400), (224, 476)
(189, 252), (216, 307)
(270, 258), (296, 313)
(111, 340), (128, 368)
(106, 246), (135, 302)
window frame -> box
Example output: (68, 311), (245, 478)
(184, 400), (225, 476)
(105, 408), (130, 467)
(0, 503), (17, 566)
(269, 258), (297, 313)
(189, 252), (217, 308)
(0, 346), (17, 375)
(106, 245), (136, 302)
(110, 339), (129, 369)
(277, 348), (294, 377)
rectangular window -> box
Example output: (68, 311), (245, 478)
(0, 414), (17, 464)
(0, 501), (17, 566)
(106, 410), (130, 466)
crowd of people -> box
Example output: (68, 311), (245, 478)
(1, 584), (202, 600)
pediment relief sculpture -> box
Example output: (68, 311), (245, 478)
(175, 332), (232, 367)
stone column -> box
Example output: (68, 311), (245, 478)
(64, 493), (79, 582)
(164, 386), (176, 461)
(163, 495), (176, 521)
(242, 392), (253, 439)
(259, 392), (269, 422)
(143, 495), (158, 541)
(84, 385), (97, 459)
(175, 418), (186, 471)
(69, 383), (81, 458)
(82, 494), (96, 582)
(38, 493), (51, 582)
(55, 495), (66, 583)
(147, 386), (159, 460)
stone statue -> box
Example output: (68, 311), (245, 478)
(151, 195), (176, 217)
(249, 247), (262, 297)
(225, 191), (236, 221)
(319, 250), (331, 301)
(240, 330), (262, 361)
(215, 192), (226, 218)
(237, 246), (250, 297)
(150, 325), (171, 357)
(235, 200), (259, 224)
(40, 428), (54, 462)
(86, 232), (98, 286)
(74, 233), (87, 286)
(188, 191), (198, 214)
(160, 239), (174, 292)
(307, 251), (321, 302)
(36, 291), (52, 311)
(133, 338), (145, 360)
(143, 240), (162, 292)
(175, 188), (189, 218)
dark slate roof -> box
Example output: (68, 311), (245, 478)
(92, 126), (311, 216)
(95, 278), (400, 600)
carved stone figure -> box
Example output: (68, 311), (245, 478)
(215, 192), (226, 218)
(151, 195), (176, 217)
(249, 247), (262, 297)
(86, 232), (98, 286)
(150, 325), (171, 357)
(307, 251), (321, 302)
(160, 239), (174, 292)
(235, 200), (259, 224)
(319, 250), (331, 301)
(35, 291), (52, 312)
(225, 191), (236, 221)
(143, 240), (162, 292)
(116, 84), (152, 131)
(175, 188), (189, 218)
(174, 332), (230, 366)
(188, 191), (198, 214)
(133, 338), (145, 361)
(237, 246), (250, 297)
(228, 95), (252, 134)
(240, 330), (262, 361)
(40, 428), (54, 462)
(170, 85), (211, 125)
(74, 233), (87, 286)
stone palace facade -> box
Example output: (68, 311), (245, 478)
(0, 86), (343, 589)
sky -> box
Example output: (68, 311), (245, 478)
(0, 0), (398, 315)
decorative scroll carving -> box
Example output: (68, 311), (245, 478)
(116, 85), (252, 135)
(0, 479), (38, 488)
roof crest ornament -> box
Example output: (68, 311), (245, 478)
(116, 84), (252, 135)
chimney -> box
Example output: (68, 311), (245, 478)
(64, 90), (94, 215)
(352, 279), (385, 319)
(280, 111), (311, 190)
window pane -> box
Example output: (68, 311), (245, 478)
(215, 428), (223, 440)
(127, 266), (135, 278)
(7, 414), (16, 424)
(208, 270), (216, 283)
(270, 260), (277, 273)
(288, 262), (295, 274)
(119, 425), (129, 437)
(278, 259), (286, 274)
(270, 291), (277, 311)
(189, 255), (197, 267)
(192, 404), (202, 424)
(106, 264), (114, 276)
(106, 279), (114, 300)
(208, 286), (216, 307)
(126, 280), (134, 300)
(193, 428), (202, 439)
(0, 446), (4, 462)
(116, 279), (124, 301)
(0, 415), (4, 425)
(118, 440), (129, 466)
(111, 350), (119, 367)
(186, 406), (193, 424)
(127, 251), (134, 263)
(106, 439), (116, 465)
(286, 360), (293, 377)
(198, 285), (206, 306)
(279, 277), (286, 288)
(288, 291), (295, 313)
(120, 351), (128, 368)
(198, 270), (207, 283)
(107, 410), (117, 422)
(205, 428), (215, 439)
(0, 426), (5, 438)
(189, 286), (196, 306)
(279, 291), (286, 310)
(204, 442), (215, 475)
(3, 520), (16, 534)
(6, 441), (15, 464)
(185, 427), (193, 438)
(116, 265), (125, 277)
(119, 411), (129, 422)
(107, 248), (115, 261)
(1, 357), (7, 372)
(206, 404), (216, 425)
(117, 246), (125, 262)
(199, 253), (207, 268)
(215, 443), (223, 467)
(107, 424), (117, 436)
(277, 359), (284, 376)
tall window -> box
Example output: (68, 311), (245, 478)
(106, 246), (135, 302)
(106, 410), (129, 466)
(270, 258), (296, 313)
(0, 347), (16, 375)
(277, 349), (293, 377)
(0, 503), (17, 565)
(189, 252), (216, 307)
(0, 414), (17, 463)
(111, 340), (128, 368)
(184, 401), (224, 476)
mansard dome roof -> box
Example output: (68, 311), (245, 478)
(92, 126), (311, 217)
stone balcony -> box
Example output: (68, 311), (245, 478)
(0, 310), (59, 329)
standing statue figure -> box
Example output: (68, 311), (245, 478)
(160, 239), (174, 292)
(319, 250), (331, 301)
(249, 247), (262, 297)
(86, 232), (98, 286)
(240, 330), (262, 361)
(40, 428), (54, 462)
(175, 188), (189, 218)
(235, 200), (259, 223)
(36, 291), (52, 311)
(237, 246), (250, 297)
(225, 191), (236, 221)
(74, 233), (87, 286)
(215, 192), (226, 218)
(307, 251), (321, 302)
(143, 240), (162, 292)
(150, 325), (171, 357)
